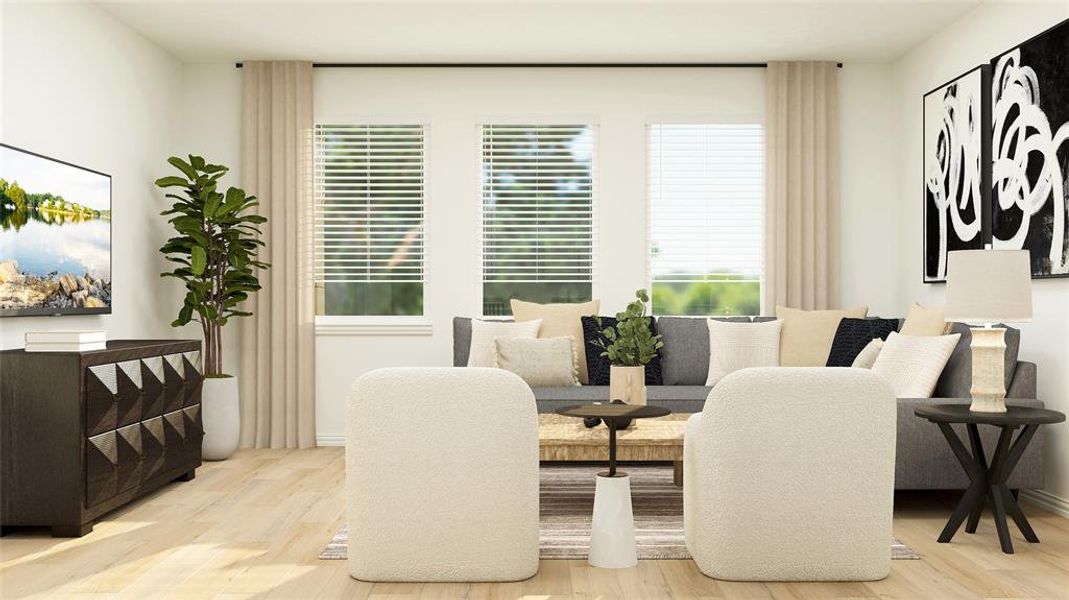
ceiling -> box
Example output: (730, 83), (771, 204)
(95, 0), (985, 64)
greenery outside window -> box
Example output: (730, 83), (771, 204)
(314, 124), (425, 316)
(480, 124), (595, 316)
(648, 123), (763, 316)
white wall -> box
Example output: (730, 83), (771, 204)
(309, 65), (897, 442)
(178, 64), (244, 373)
(0, 3), (186, 350)
(840, 64), (899, 315)
(892, 1), (1069, 509)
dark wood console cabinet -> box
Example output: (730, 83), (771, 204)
(1, 340), (203, 537)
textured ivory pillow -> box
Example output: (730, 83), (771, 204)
(775, 305), (869, 367)
(494, 336), (579, 387)
(870, 331), (961, 398)
(511, 299), (600, 384)
(851, 338), (884, 369)
(467, 319), (542, 368)
(705, 319), (783, 386)
(900, 302), (948, 336)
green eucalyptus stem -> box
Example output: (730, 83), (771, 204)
(155, 155), (269, 377)
(590, 288), (664, 367)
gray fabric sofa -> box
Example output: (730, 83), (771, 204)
(453, 316), (1045, 490)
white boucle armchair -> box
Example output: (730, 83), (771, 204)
(346, 367), (539, 582)
(684, 367), (897, 581)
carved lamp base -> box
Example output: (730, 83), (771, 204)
(969, 326), (1007, 413)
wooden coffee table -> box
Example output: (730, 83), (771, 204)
(539, 412), (689, 485)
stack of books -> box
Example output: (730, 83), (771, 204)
(25, 331), (107, 352)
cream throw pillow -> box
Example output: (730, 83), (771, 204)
(900, 302), (948, 336)
(776, 305), (869, 366)
(511, 299), (600, 384)
(494, 337), (579, 387)
(851, 338), (884, 369)
(467, 319), (542, 368)
(705, 319), (783, 386)
(870, 331), (961, 398)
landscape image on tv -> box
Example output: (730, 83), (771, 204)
(0, 144), (112, 316)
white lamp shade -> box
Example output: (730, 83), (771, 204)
(944, 250), (1032, 324)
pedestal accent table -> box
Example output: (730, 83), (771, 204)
(556, 403), (671, 569)
(915, 404), (1065, 554)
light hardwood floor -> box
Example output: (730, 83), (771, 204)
(1, 448), (1067, 599)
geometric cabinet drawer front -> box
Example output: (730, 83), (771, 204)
(85, 352), (203, 437)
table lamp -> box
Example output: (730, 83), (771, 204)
(944, 249), (1032, 413)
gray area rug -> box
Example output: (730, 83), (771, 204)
(321, 464), (920, 561)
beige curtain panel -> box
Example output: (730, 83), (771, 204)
(763, 61), (841, 311)
(239, 61), (317, 449)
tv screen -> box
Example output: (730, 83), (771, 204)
(0, 144), (112, 316)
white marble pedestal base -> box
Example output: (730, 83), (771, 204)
(588, 473), (638, 568)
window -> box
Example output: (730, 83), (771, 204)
(480, 124), (595, 316)
(648, 124), (763, 316)
(314, 124), (425, 316)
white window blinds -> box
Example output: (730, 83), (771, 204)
(480, 124), (595, 315)
(648, 124), (764, 315)
(314, 124), (425, 315)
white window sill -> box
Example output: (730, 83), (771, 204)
(314, 316), (434, 337)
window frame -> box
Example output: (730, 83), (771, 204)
(312, 119), (433, 333)
(476, 120), (600, 318)
(644, 119), (765, 317)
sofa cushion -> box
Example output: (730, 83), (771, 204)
(512, 299), (600, 384)
(705, 319), (782, 385)
(453, 317), (473, 367)
(776, 305), (869, 366)
(934, 323), (1021, 398)
(658, 317), (750, 385)
(900, 302), (948, 336)
(826, 318), (899, 367)
(581, 316), (663, 386)
(468, 319), (542, 367)
(495, 337), (579, 387)
(872, 332), (960, 398)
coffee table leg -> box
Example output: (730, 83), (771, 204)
(673, 460), (683, 487)
(991, 425), (1041, 548)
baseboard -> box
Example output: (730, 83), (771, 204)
(316, 434), (345, 447)
(1021, 489), (1069, 519)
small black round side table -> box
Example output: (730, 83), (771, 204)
(556, 402), (671, 569)
(557, 403), (671, 477)
(915, 404), (1065, 554)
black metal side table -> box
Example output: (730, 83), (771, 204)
(556, 402), (670, 568)
(915, 404), (1065, 554)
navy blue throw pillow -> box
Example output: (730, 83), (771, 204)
(826, 318), (899, 367)
(581, 316), (664, 386)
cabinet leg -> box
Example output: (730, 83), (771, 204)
(175, 469), (196, 482)
(0, 526), (15, 536)
(673, 460), (683, 487)
(52, 522), (93, 537)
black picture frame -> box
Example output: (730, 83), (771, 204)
(989, 17), (1069, 279)
(0, 143), (113, 317)
(922, 64), (992, 284)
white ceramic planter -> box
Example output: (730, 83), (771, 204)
(201, 376), (240, 461)
(609, 365), (647, 406)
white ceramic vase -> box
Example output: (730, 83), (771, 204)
(201, 376), (240, 461)
(609, 365), (646, 406)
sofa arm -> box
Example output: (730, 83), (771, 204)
(1007, 361), (1037, 399)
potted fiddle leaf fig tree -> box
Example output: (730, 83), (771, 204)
(156, 155), (267, 460)
(591, 288), (663, 407)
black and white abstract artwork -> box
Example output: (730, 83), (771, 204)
(991, 18), (1069, 278)
(923, 66), (989, 283)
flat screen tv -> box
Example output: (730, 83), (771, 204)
(0, 143), (112, 316)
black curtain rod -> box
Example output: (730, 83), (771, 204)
(234, 61), (844, 69)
